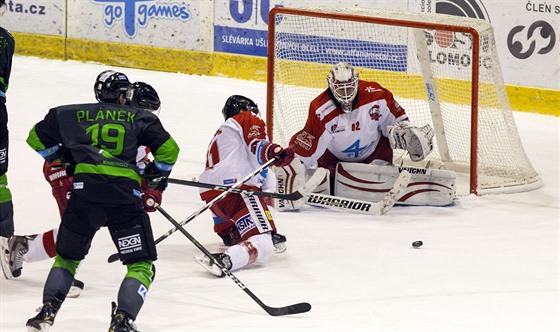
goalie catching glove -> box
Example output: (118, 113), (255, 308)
(388, 122), (434, 162)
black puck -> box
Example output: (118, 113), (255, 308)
(412, 241), (423, 248)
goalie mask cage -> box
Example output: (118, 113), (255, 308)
(266, 7), (541, 196)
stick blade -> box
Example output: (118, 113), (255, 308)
(265, 302), (312, 316)
(379, 170), (412, 215)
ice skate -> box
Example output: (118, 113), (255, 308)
(26, 299), (61, 331)
(67, 278), (85, 298)
(194, 253), (232, 278)
(0, 236), (10, 279)
(272, 232), (287, 254)
(1, 235), (31, 279)
(109, 302), (139, 332)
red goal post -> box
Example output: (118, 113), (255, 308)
(266, 7), (541, 195)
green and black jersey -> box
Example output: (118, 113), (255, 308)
(27, 102), (180, 204)
(0, 26), (14, 97)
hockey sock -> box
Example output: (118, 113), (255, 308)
(26, 229), (58, 262)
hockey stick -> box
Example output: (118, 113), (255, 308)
(167, 167), (328, 201)
(305, 170), (412, 215)
(168, 178), (303, 200)
(156, 203), (312, 316)
(107, 158), (278, 263)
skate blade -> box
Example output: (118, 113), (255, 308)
(0, 239), (14, 279)
(193, 256), (225, 278)
(27, 322), (51, 331)
(67, 279), (85, 298)
(273, 242), (287, 254)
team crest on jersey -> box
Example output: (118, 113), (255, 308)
(247, 125), (261, 138)
(369, 105), (382, 121)
(294, 131), (315, 151)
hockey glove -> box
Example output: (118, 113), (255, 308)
(141, 179), (162, 212)
(142, 189), (162, 212)
(143, 161), (170, 190)
(266, 144), (295, 167)
(43, 160), (73, 216)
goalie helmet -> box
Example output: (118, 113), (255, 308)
(327, 62), (359, 113)
(126, 81), (161, 113)
(94, 70), (131, 103)
(222, 95), (260, 120)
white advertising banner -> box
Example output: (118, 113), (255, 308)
(213, 0), (408, 57)
(214, 0), (559, 90)
(70, 0), (214, 50)
(0, 1), (558, 90)
(0, 0), (66, 36)
(414, 0), (559, 90)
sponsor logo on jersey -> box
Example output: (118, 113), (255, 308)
(48, 170), (67, 181)
(331, 123), (346, 133)
(223, 178), (237, 185)
(295, 131), (315, 151)
(137, 284), (148, 300)
(73, 182), (84, 190)
(236, 214), (255, 236)
(247, 195), (269, 231)
(365, 86), (383, 93)
(118, 234), (142, 254)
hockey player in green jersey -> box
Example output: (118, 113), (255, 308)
(0, 0), (16, 278)
(25, 70), (180, 332)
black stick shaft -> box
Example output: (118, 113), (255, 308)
(156, 204), (311, 316)
(168, 178), (303, 200)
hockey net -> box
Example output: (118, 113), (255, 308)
(266, 7), (541, 195)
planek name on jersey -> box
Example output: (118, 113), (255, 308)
(306, 194), (372, 211)
(77, 109), (136, 123)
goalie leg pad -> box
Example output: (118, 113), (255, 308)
(335, 162), (455, 206)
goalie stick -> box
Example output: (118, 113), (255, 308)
(107, 158), (278, 263)
(305, 170), (412, 215)
(156, 203), (312, 316)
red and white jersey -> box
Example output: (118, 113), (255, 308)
(290, 80), (409, 168)
(199, 111), (274, 201)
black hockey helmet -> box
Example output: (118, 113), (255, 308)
(94, 70), (131, 103)
(126, 81), (161, 113)
(222, 95), (259, 120)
